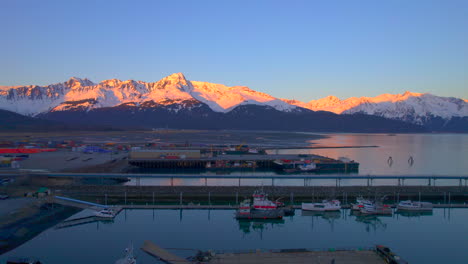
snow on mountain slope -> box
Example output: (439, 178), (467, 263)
(282, 91), (467, 125)
(0, 73), (296, 116)
(191, 81), (295, 112)
(0, 73), (466, 126)
(342, 93), (468, 124)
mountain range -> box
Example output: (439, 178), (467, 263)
(0, 73), (467, 132)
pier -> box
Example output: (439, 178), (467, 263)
(141, 240), (191, 264)
(128, 153), (359, 173)
(140, 241), (393, 264)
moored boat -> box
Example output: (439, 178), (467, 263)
(301, 200), (341, 212)
(235, 191), (285, 219)
(252, 190), (277, 210)
(351, 196), (371, 211)
(95, 208), (117, 218)
(359, 201), (392, 215)
(397, 200), (433, 212)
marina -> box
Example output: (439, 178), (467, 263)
(1, 207), (467, 264)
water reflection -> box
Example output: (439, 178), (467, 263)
(237, 219), (285, 238)
(395, 211), (433, 218)
(353, 214), (389, 233)
(283, 133), (468, 176)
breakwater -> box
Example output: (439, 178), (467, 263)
(54, 185), (468, 205)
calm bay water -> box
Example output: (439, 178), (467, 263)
(125, 133), (468, 186)
(281, 133), (468, 176)
(1, 208), (467, 264)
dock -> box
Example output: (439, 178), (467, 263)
(210, 250), (385, 264)
(55, 215), (114, 229)
(141, 240), (191, 264)
(128, 153), (359, 173)
(140, 241), (393, 264)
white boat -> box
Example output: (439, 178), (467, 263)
(351, 196), (372, 211)
(397, 200), (433, 212)
(301, 200), (341, 211)
(359, 201), (392, 215)
(115, 244), (137, 264)
(94, 208), (116, 218)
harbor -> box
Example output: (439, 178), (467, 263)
(1, 206), (467, 264)
(0, 132), (467, 263)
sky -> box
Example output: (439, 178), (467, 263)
(1, 0), (467, 101)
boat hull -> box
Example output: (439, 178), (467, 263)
(359, 208), (392, 215)
(301, 203), (341, 212)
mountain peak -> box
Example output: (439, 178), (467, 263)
(99, 79), (122, 87)
(162, 72), (188, 83)
(151, 73), (192, 92)
(402, 91), (423, 97)
(64, 77), (94, 89)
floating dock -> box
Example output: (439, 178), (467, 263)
(141, 241), (398, 264)
(209, 249), (386, 264)
(141, 240), (191, 264)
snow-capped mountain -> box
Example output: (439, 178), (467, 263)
(0, 73), (466, 131)
(0, 73), (295, 116)
(283, 91), (468, 126)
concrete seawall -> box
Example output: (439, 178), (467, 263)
(53, 185), (468, 205)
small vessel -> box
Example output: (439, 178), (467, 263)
(94, 208), (116, 218)
(301, 200), (341, 211)
(252, 190), (278, 210)
(397, 200), (433, 212)
(351, 196), (371, 211)
(115, 244), (137, 264)
(359, 201), (392, 215)
(235, 191), (284, 219)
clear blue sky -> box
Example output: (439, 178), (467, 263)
(1, 0), (467, 101)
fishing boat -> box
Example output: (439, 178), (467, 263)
(396, 200), (433, 212)
(351, 196), (371, 211)
(235, 199), (284, 219)
(301, 200), (341, 212)
(359, 201), (392, 215)
(235, 191), (284, 219)
(115, 244), (137, 264)
(252, 190), (277, 210)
